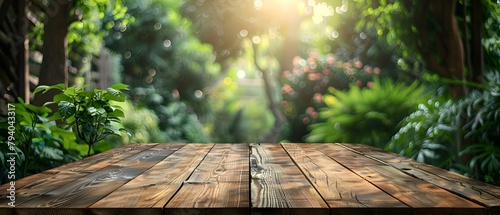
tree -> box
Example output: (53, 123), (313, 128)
(25, 0), (128, 107)
(358, 0), (499, 99)
(181, 0), (314, 142)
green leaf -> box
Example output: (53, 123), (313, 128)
(33, 85), (50, 94)
(58, 101), (76, 119)
(34, 145), (64, 160)
(105, 88), (125, 102)
(108, 109), (125, 118)
(53, 93), (73, 103)
(50, 83), (67, 91)
(109, 83), (129, 90)
(64, 87), (77, 96)
(49, 112), (62, 121)
(104, 124), (122, 135)
(77, 91), (96, 98)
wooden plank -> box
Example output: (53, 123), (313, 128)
(0, 143), (156, 213)
(49, 143), (158, 173)
(318, 144), (487, 215)
(282, 143), (409, 215)
(165, 144), (249, 215)
(341, 143), (500, 211)
(250, 143), (329, 215)
(12, 144), (184, 215)
(89, 143), (214, 215)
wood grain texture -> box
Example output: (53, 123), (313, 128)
(0, 143), (156, 209)
(282, 143), (409, 215)
(89, 144), (213, 215)
(165, 144), (249, 215)
(250, 143), (329, 215)
(12, 144), (183, 215)
(341, 143), (500, 211)
(2, 143), (500, 215)
(318, 144), (487, 215)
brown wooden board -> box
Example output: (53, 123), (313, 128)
(89, 143), (213, 215)
(282, 143), (409, 215)
(250, 143), (329, 215)
(0, 143), (156, 214)
(49, 143), (157, 173)
(319, 144), (487, 215)
(11, 144), (184, 215)
(165, 144), (249, 215)
(341, 143), (500, 212)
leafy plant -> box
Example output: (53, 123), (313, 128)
(306, 78), (427, 148)
(387, 98), (459, 168)
(389, 72), (500, 185)
(34, 83), (129, 156)
(0, 99), (80, 184)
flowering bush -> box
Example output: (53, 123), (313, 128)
(280, 51), (381, 142)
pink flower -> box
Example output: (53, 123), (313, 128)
(308, 73), (322, 81)
(343, 62), (352, 69)
(282, 84), (294, 94)
(356, 80), (363, 87)
(364, 66), (372, 74)
(374, 67), (381, 75)
(310, 111), (318, 119)
(302, 117), (311, 125)
(354, 60), (363, 69)
(293, 56), (302, 67)
(306, 106), (315, 114)
(283, 70), (291, 78)
(307, 57), (315, 64)
(303, 65), (311, 73)
(326, 54), (335, 65)
(313, 93), (322, 103)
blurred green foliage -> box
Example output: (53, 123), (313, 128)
(307, 78), (427, 148)
(389, 72), (500, 184)
(110, 101), (167, 144)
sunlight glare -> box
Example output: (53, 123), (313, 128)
(254, 0), (263, 10)
(252, 36), (261, 44)
(237, 70), (246, 79)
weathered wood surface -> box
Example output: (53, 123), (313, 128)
(1, 143), (499, 215)
(282, 143), (408, 215)
(250, 143), (329, 215)
(165, 143), (249, 215)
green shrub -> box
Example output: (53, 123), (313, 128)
(0, 99), (81, 184)
(156, 101), (211, 143)
(389, 72), (500, 185)
(386, 98), (458, 167)
(306, 78), (427, 148)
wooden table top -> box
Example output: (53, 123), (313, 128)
(1, 143), (499, 215)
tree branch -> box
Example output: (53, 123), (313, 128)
(252, 43), (285, 143)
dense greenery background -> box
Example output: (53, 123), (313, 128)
(1, 0), (499, 185)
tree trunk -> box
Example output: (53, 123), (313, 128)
(428, 0), (466, 99)
(33, 0), (73, 106)
(253, 44), (286, 143)
(15, 0), (30, 103)
(470, 0), (484, 84)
